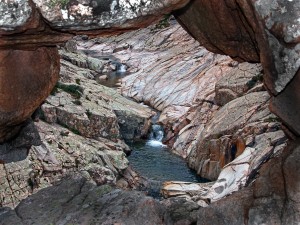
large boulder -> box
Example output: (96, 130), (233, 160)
(0, 47), (59, 142)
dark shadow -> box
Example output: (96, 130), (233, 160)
(0, 119), (42, 163)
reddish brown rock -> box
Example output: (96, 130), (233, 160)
(0, 47), (59, 142)
(174, 0), (260, 62)
(175, 0), (300, 94)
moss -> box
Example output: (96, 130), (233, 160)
(49, 0), (69, 9)
(56, 82), (83, 99)
(246, 74), (264, 89)
(154, 14), (171, 30)
(50, 85), (59, 96)
(264, 117), (280, 123)
(75, 78), (81, 85)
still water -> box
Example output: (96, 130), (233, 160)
(128, 124), (206, 183)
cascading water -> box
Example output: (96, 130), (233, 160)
(146, 124), (166, 147)
(116, 63), (127, 73)
(128, 116), (205, 183)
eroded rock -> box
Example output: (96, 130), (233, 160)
(0, 47), (59, 143)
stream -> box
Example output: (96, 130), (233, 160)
(128, 118), (205, 183)
(85, 50), (204, 183)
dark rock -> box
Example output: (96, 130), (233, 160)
(1, 174), (165, 225)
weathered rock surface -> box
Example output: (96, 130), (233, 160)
(0, 175), (166, 225)
(43, 49), (153, 141)
(175, 0), (300, 94)
(0, 0), (189, 48)
(174, 0), (300, 135)
(194, 138), (300, 225)
(0, 47), (154, 208)
(0, 0), (189, 142)
(0, 47), (59, 142)
(92, 22), (289, 206)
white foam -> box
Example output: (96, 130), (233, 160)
(146, 140), (167, 147)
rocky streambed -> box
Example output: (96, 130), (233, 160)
(0, 19), (290, 224)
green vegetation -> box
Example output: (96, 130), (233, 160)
(75, 78), (81, 85)
(264, 116), (280, 123)
(246, 74), (264, 89)
(49, 0), (69, 9)
(53, 82), (84, 99)
(154, 14), (171, 30)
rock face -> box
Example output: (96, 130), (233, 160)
(174, 0), (300, 135)
(84, 21), (288, 206)
(0, 47), (153, 208)
(0, 0), (188, 143)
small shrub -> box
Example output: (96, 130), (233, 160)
(246, 74), (263, 89)
(75, 78), (81, 85)
(56, 82), (83, 99)
(49, 0), (69, 9)
(154, 14), (171, 30)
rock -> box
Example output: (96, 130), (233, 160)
(0, 174), (166, 225)
(0, 119), (132, 208)
(0, 47), (59, 142)
(270, 70), (300, 136)
(0, 119), (41, 163)
(0, 0), (189, 48)
(174, 0), (300, 95)
(42, 50), (153, 141)
(0, 47), (155, 207)
(195, 139), (300, 225)
(215, 63), (263, 106)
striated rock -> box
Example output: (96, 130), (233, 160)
(195, 139), (300, 225)
(215, 63), (264, 106)
(0, 0), (188, 142)
(187, 91), (281, 180)
(175, 0), (300, 95)
(0, 47), (59, 143)
(0, 46), (154, 208)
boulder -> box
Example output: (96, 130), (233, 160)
(0, 47), (59, 143)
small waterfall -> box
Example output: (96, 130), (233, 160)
(116, 63), (127, 73)
(146, 124), (166, 147)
